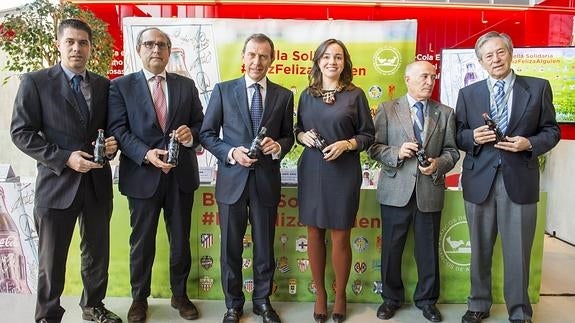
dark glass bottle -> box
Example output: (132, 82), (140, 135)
(167, 130), (180, 166)
(247, 127), (267, 159)
(93, 129), (106, 165)
(309, 128), (328, 152)
(482, 113), (507, 142)
(415, 143), (431, 167)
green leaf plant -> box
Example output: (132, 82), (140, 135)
(0, 0), (113, 84)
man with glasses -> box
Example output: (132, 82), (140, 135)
(11, 18), (121, 323)
(455, 31), (560, 323)
(108, 27), (204, 322)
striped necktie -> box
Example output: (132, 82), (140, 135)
(152, 75), (167, 132)
(413, 101), (424, 144)
(493, 80), (508, 133)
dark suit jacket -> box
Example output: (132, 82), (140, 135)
(108, 70), (204, 199)
(455, 75), (560, 204)
(199, 77), (294, 206)
(10, 64), (112, 209)
(368, 96), (459, 212)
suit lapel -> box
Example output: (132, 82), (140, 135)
(507, 76), (530, 135)
(165, 72), (180, 131)
(261, 78), (277, 130)
(394, 96), (416, 141)
(233, 78), (254, 136)
(424, 100), (441, 147)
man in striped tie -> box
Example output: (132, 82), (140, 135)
(455, 31), (560, 323)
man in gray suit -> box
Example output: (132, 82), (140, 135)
(456, 31), (560, 323)
(368, 60), (459, 322)
(10, 19), (121, 323)
(200, 33), (294, 323)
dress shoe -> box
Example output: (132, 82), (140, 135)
(420, 304), (442, 322)
(253, 303), (281, 323)
(127, 300), (148, 323)
(171, 296), (199, 320)
(313, 312), (328, 323)
(509, 320), (532, 323)
(222, 308), (243, 323)
(461, 310), (490, 323)
(82, 305), (122, 323)
(332, 312), (346, 323)
(37, 319), (49, 323)
(377, 302), (400, 320)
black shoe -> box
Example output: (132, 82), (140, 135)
(421, 304), (442, 322)
(332, 312), (346, 323)
(461, 310), (490, 323)
(253, 303), (281, 323)
(37, 319), (49, 323)
(82, 306), (122, 323)
(313, 312), (328, 323)
(222, 308), (243, 323)
(376, 302), (400, 320)
(509, 320), (532, 323)
(127, 300), (148, 323)
(171, 296), (199, 320)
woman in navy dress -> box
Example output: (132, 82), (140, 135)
(294, 39), (375, 323)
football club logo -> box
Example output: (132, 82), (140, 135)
(272, 280), (279, 295)
(280, 233), (288, 249)
(373, 281), (383, 294)
(439, 216), (471, 272)
(243, 234), (252, 248)
(308, 280), (317, 294)
(373, 47), (402, 75)
(200, 233), (213, 248)
(200, 255), (213, 270)
(199, 276), (214, 292)
(352, 279), (363, 295)
(353, 261), (367, 274)
(368, 85), (383, 99)
(243, 279), (254, 293)
(297, 258), (309, 272)
(242, 258), (252, 270)
(353, 236), (368, 252)
(276, 256), (290, 273)
(376, 235), (382, 251)
(288, 278), (297, 294)
(295, 236), (308, 252)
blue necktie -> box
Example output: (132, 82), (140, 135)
(413, 101), (424, 144)
(71, 75), (90, 121)
(250, 83), (263, 135)
(493, 80), (508, 134)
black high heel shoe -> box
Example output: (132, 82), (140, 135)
(332, 313), (346, 323)
(313, 312), (328, 323)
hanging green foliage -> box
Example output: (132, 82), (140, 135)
(0, 0), (113, 83)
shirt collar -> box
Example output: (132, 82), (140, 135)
(61, 63), (87, 82)
(245, 75), (267, 91)
(143, 68), (167, 81)
(406, 94), (427, 109)
(488, 70), (514, 91)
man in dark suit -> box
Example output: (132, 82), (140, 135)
(107, 27), (204, 322)
(10, 19), (121, 323)
(456, 31), (560, 323)
(368, 61), (459, 322)
(199, 33), (294, 323)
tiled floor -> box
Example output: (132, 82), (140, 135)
(1, 235), (574, 323)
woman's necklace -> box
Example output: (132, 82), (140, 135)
(321, 84), (344, 105)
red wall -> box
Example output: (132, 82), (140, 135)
(81, 2), (575, 136)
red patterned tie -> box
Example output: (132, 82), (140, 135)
(152, 75), (167, 132)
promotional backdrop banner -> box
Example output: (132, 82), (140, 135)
(122, 17), (417, 168)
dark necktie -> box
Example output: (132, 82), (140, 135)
(152, 75), (168, 132)
(493, 80), (508, 134)
(71, 74), (90, 121)
(413, 101), (425, 143)
(250, 83), (263, 135)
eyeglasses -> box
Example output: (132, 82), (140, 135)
(141, 41), (170, 50)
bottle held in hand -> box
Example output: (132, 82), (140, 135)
(416, 143), (431, 167)
(482, 113), (507, 142)
(167, 130), (180, 166)
(247, 127), (267, 159)
(93, 129), (106, 165)
(309, 128), (328, 153)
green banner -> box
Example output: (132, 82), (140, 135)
(64, 187), (545, 304)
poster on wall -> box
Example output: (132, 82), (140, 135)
(440, 47), (575, 123)
(122, 17), (418, 172)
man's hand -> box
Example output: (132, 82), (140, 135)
(473, 125), (497, 145)
(174, 125), (193, 145)
(232, 146), (257, 168)
(66, 151), (102, 173)
(495, 135), (532, 152)
(418, 158), (437, 175)
(260, 137), (281, 156)
(145, 148), (173, 170)
(398, 142), (419, 160)
(104, 136), (118, 156)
